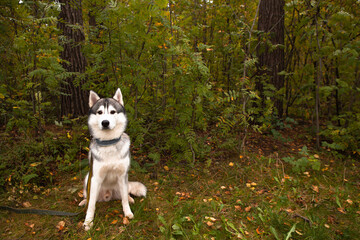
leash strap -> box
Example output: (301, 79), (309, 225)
(84, 152), (93, 211)
(0, 205), (79, 216)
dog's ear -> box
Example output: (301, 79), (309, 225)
(113, 88), (124, 106)
(89, 90), (100, 108)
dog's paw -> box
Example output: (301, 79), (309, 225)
(125, 212), (134, 219)
(128, 196), (135, 204)
(83, 221), (93, 231)
(79, 199), (87, 206)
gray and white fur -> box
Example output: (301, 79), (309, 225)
(80, 88), (146, 231)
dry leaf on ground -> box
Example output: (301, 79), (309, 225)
(23, 201), (31, 208)
(56, 221), (66, 231)
(123, 217), (130, 225)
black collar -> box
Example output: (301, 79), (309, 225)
(95, 136), (122, 146)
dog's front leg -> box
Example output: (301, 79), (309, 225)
(84, 176), (102, 231)
(119, 174), (133, 219)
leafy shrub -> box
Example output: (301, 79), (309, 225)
(0, 125), (88, 192)
(321, 113), (360, 157)
(282, 146), (321, 173)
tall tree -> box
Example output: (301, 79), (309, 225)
(256, 0), (285, 117)
(58, 0), (88, 117)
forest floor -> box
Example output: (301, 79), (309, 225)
(0, 124), (360, 239)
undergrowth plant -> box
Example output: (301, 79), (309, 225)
(282, 146), (321, 173)
(0, 121), (88, 193)
(321, 112), (360, 157)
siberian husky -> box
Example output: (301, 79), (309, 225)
(79, 88), (146, 231)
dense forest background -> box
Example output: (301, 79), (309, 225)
(1, 0), (360, 238)
(1, 0), (360, 186)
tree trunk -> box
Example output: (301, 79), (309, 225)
(257, 0), (285, 117)
(58, 0), (88, 117)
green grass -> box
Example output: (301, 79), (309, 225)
(1, 146), (360, 239)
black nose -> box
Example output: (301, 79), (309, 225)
(102, 120), (110, 128)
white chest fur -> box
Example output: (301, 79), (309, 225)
(90, 134), (131, 184)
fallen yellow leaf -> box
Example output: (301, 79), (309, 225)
(111, 219), (118, 224)
(312, 185), (319, 193)
(25, 222), (35, 228)
(206, 221), (214, 226)
(56, 221), (65, 231)
(337, 208), (346, 214)
(163, 166), (169, 171)
(23, 201), (31, 208)
(30, 162), (41, 167)
(123, 217), (130, 225)
(209, 217), (216, 222)
(228, 162), (234, 167)
(245, 206), (252, 212)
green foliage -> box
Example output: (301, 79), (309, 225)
(282, 146), (321, 173)
(0, 125), (88, 192)
(321, 113), (360, 156)
(1, 0), (360, 196)
(0, 1), (65, 133)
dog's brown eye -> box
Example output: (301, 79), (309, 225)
(97, 110), (103, 115)
(110, 110), (116, 114)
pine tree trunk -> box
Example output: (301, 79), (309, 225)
(58, 0), (88, 117)
(257, 0), (285, 117)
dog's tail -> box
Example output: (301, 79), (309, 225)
(128, 181), (147, 197)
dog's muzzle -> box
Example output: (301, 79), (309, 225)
(101, 120), (110, 128)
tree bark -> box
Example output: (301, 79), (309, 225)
(58, 0), (88, 117)
(257, 0), (285, 117)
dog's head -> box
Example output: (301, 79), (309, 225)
(88, 88), (127, 140)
